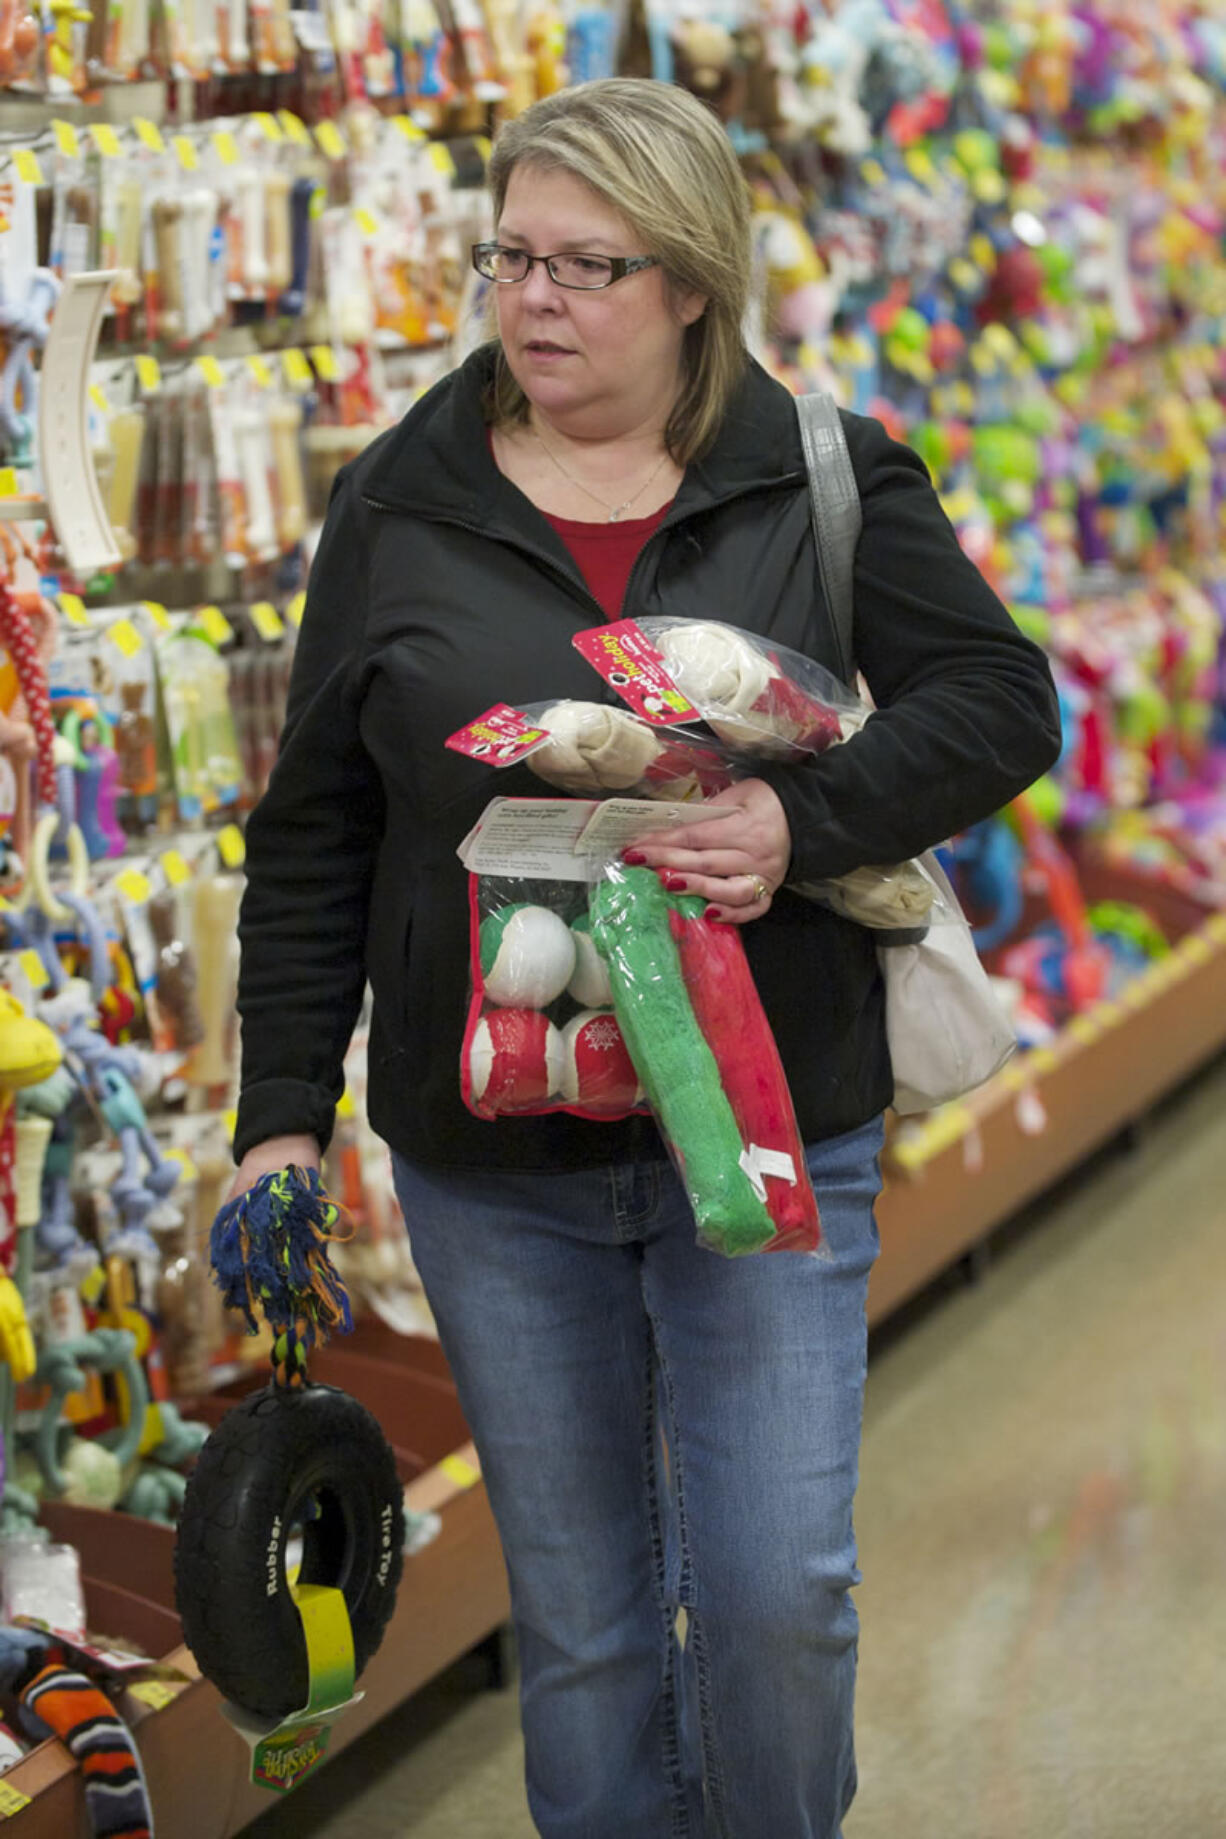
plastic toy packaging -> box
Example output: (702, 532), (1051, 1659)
(461, 842), (821, 1257)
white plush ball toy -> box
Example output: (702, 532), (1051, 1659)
(480, 904), (576, 1008)
(559, 1011), (642, 1114)
(528, 702), (663, 793)
(468, 1008), (564, 1113)
(567, 914), (613, 1007)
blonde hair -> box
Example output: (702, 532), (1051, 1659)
(485, 79), (751, 464)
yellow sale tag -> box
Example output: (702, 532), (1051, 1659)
(52, 119), (81, 159)
(0, 1779), (31, 1813)
(245, 354), (274, 388)
(79, 1261), (107, 1305)
(195, 355), (227, 389)
(354, 207), (378, 237)
(14, 149), (43, 186)
(440, 1454), (479, 1490)
(212, 130), (240, 166)
(135, 354), (162, 393)
(222, 1107), (239, 1140)
(92, 123), (124, 158)
(315, 119), (348, 161)
(427, 142), (456, 179)
(172, 134), (199, 172)
(59, 591), (90, 626)
(197, 604), (235, 647)
(18, 950), (49, 990)
(336, 1086), (355, 1118)
(127, 1679), (178, 1712)
(217, 824), (246, 868)
(89, 382), (110, 413)
(393, 115), (427, 142)
(106, 618), (144, 657)
(0, 469), (17, 498)
(140, 599), (172, 631)
(133, 117), (166, 153)
(252, 111), (284, 143)
(164, 1145), (198, 1181)
(281, 349), (314, 392)
(310, 344), (340, 383)
(250, 601), (285, 641)
(277, 109), (313, 146)
(116, 867), (153, 904)
(286, 590), (306, 627)
(159, 848), (191, 886)
(473, 135), (492, 164)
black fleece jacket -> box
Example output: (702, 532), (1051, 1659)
(234, 346), (1061, 1170)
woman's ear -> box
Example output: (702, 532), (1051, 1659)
(671, 287), (709, 328)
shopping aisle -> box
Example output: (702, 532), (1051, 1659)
(242, 1053), (1226, 1838)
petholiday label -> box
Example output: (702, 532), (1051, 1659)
(457, 796), (726, 881)
(445, 704), (550, 766)
(572, 621), (699, 725)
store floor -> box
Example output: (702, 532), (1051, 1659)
(243, 1054), (1226, 1839)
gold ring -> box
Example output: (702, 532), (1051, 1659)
(750, 874), (770, 903)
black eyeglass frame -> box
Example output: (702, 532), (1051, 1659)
(471, 242), (661, 290)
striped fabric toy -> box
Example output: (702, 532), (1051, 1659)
(20, 1662), (153, 1838)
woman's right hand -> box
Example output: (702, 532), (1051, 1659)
(225, 1134), (322, 1205)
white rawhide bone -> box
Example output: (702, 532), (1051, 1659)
(800, 861), (935, 929)
(528, 702), (664, 793)
(652, 622), (777, 750)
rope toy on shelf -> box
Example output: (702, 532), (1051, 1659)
(209, 1165), (354, 1385)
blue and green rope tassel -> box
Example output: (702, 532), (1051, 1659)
(209, 1165), (354, 1386)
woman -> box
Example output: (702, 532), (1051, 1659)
(232, 78), (1061, 1837)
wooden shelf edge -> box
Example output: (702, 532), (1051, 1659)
(869, 911), (1226, 1325)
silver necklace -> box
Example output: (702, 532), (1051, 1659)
(531, 425), (671, 522)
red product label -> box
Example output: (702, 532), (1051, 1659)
(445, 704), (550, 765)
(572, 621), (699, 726)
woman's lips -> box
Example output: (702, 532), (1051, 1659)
(524, 340), (575, 358)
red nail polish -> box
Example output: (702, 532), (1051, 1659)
(704, 907), (727, 924)
(621, 848), (647, 865)
(662, 873), (687, 892)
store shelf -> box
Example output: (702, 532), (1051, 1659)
(869, 874), (1226, 1326)
(3, 1330), (509, 1839)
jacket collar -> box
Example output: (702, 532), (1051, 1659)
(360, 343), (807, 530)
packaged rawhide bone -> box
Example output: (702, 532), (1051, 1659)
(456, 796), (821, 1256)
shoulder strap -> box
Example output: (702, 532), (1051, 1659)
(795, 392), (862, 687)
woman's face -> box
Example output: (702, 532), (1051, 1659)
(494, 163), (706, 438)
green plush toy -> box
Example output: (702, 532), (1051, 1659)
(587, 867), (774, 1255)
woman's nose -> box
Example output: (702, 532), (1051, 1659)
(520, 259), (564, 305)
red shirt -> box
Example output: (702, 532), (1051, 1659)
(543, 504), (672, 621)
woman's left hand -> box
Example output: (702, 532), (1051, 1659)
(621, 778), (791, 924)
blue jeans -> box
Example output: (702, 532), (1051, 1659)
(391, 1116), (884, 1839)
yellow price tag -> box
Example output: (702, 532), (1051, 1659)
(194, 355), (227, 389)
(79, 1262), (107, 1305)
(286, 590), (306, 628)
(354, 207), (378, 237)
(52, 119), (81, 159)
(310, 344), (340, 383)
(127, 1679), (178, 1711)
(427, 142), (456, 179)
(440, 1454), (480, 1490)
(393, 115), (427, 142)
(473, 135), (492, 164)
(212, 130), (240, 166)
(315, 119), (348, 161)
(135, 354), (162, 393)
(18, 950), (49, 991)
(217, 824), (246, 869)
(281, 348), (315, 392)
(222, 1107), (239, 1140)
(133, 117), (166, 154)
(164, 1146), (198, 1181)
(115, 867), (153, 904)
(0, 1780), (32, 1814)
(197, 604), (235, 647)
(13, 149), (44, 186)
(252, 111), (284, 143)
(89, 382), (110, 414)
(140, 599), (172, 631)
(172, 134), (199, 172)
(0, 469), (17, 498)
(245, 354), (274, 388)
(92, 123), (124, 158)
(250, 601), (285, 641)
(106, 618), (144, 658)
(159, 848), (191, 886)
(277, 109), (313, 147)
(336, 1086), (355, 1119)
(59, 591), (90, 627)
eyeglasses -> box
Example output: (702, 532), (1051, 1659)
(471, 243), (660, 291)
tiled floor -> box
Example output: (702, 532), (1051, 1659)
(244, 1053), (1226, 1838)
